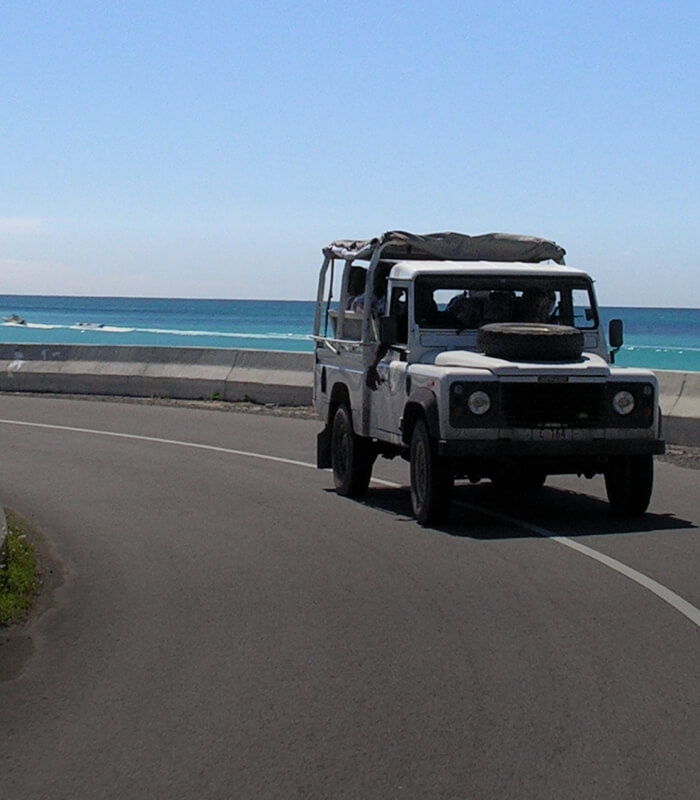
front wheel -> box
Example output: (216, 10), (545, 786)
(331, 404), (374, 497)
(604, 455), (654, 515)
(410, 418), (453, 525)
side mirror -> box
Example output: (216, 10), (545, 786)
(609, 318), (623, 349)
(379, 315), (399, 346)
(609, 318), (623, 362)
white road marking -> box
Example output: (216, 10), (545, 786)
(2, 416), (699, 630)
(0, 418), (313, 468)
(455, 501), (700, 630)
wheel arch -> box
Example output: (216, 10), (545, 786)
(402, 388), (440, 445)
(328, 381), (351, 424)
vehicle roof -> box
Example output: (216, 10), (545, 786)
(388, 260), (591, 280)
(324, 231), (566, 265)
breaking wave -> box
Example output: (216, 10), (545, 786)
(2, 321), (310, 342)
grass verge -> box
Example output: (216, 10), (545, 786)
(1, 511), (40, 626)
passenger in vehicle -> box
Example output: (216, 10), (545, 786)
(482, 291), (516, 324)
(354, 263), (396, 387)
(346, 266), (367, 309)
(517, 288), (556, 322)
(446, 292), (484, 329)
(414, 284), (439, 326)
(351, 261), (392, 315)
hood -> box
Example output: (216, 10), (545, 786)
(432, 349), (611, 377)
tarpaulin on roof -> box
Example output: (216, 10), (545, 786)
(323, 231), (566, 264)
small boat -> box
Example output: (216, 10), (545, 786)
(3, 314), (27, 325)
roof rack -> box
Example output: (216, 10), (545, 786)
(323, 231), (566, 265)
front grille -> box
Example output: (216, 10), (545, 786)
(501, 383), (606, 427)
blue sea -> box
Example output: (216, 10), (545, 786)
(1, 295), (698, 372)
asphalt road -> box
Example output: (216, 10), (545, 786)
(0, 395), (698, 800)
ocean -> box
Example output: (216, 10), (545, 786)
(1, 295), (698, 372)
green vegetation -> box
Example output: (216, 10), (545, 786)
(0, 512), (40, 626)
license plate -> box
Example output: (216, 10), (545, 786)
(533, 428), (571, 441)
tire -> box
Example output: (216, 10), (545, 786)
(410, 418), (453, 525)
(477, 323), (584, 362)
(331, 404), (374, 497)
(604, 454), (654, 515)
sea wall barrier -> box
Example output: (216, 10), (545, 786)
(0, 343), (313, 407)
(0, 343), (698, 446)
(656, 370), (700, 447)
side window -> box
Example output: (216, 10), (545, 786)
(571, 289), (597, 329)
(389, 287), (408, 344)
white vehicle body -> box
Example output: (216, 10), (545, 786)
(313, 231), (664, 524)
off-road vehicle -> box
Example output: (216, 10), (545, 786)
(312, 231), (665, 524)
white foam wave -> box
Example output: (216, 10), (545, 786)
(2, 321), (310, 341)
(138, 327), (310, 340)
(4, 321), (56, 329)
(624, 344), (700, 354)
(69, 325), (135, 333)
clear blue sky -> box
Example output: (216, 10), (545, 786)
(2, 0), (698, 305)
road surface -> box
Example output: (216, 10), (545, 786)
(0, 395), (698, 799)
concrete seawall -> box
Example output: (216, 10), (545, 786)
(0, 344), (698, 446)
(656, 370), (700, 447)
(0, 344), (313, 407)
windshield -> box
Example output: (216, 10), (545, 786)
(413, 275), (598, 330)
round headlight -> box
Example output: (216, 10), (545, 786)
(612, 390), (635, 415)
(467, 390), (491, 415)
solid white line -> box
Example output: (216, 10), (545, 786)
(2, 416), (699, 629)
(455, 501), (700, 629)
(0, 418), (314, 469)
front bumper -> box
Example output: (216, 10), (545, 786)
(438, 437), (665, 459)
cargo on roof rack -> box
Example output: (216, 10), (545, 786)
(322, 230), (566, 265)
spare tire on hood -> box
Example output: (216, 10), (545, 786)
(477, 323), (584, 362)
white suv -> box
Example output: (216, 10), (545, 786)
(313, 231), (665, 525)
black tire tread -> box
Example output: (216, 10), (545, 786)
(410, 418), (453, 525)
(331, 404), (373, 497)
(604, 454), (654, 515)
(477, 322), (584, 361)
